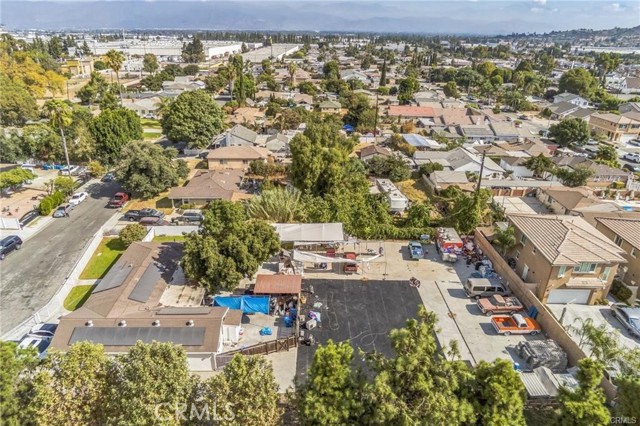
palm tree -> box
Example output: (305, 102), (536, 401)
(246, 188), (303, 223)
(43, 100), (73, 174)
(287, 62), (298, 89)
(493, 225), (516, 257)
(104, 49), (125, 105)
(523, 154), (554, 178)
(155, 97), (173, 119)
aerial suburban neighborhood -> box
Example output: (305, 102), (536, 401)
(0, 2), (640, 424)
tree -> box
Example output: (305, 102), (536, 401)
(493, 225), (516, 256)
(246, 188), (304, 222)
(595, 144), (620, 168)
(182, 200), (280, 292)
(142, 53), (159, 75)
(438, 186), (492, 235)
(182, 36), (206, 63)
(443, 81), (459, 98)
(379, 58), (387, 86)
(287, 62), (298, 87)
(161, 90), (225, 149)
(297, 340), (364, 426)
(322, 60), (340, 80)
(556, 358), (610, 426)
(0, 168), (36, 191)
(115, 141), (188, 198)
(471, 359), (526, 426)
(523, 154), (554, 177)
(615, 376), (640, 420)
(53, 176), (75, 195)
(555, 166), (595, 187)
(398, 75), (419, 104)
(419, 162), (444, 176)
(76, 72), (109, 105)
(366, 155), (411, 182)
(549, 118), (590, 147)
(183, 64), (200, 76)
(297, 81), (317, 96)
(43, 99), (73, 174)
(104, 49), (125, 103)
(558, 68), (598, 99)
(0, 341), (38, 426)
(90, 108), (143, 165)
(0, 75), (38, 126)
(476, 61), (496, 78)
(119, 223), (148, 247)
(205, 355), (281, 426)
(404, 201), (432, 228)
(30, 342), (111, 426)
(87, 160), (105, 178)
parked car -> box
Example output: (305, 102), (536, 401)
(174, 209), (204, 223)
(17, 335), (51, 359)
(107, 192), (130, 208)
(68, 192), (88, 206)
(491, 314), (541, 336)
(139, 216), (170, 226)
(28, 323), (58, 339)
(464, 278), (509, 300)
(59, 165), (80, 176)
(101, 172), (115, 182)
(627, 139), (640, 147)
(123, 208), (165, 222)
(623, 152), (640, 163)
(0, 235), (23, 260)
(622, 163), (640, 173)
(408, 241), (424, 260)
(611, 303), (640, 338)
(19, 210), (39, 227)
(477, 295), (524, 316)
(52, 204), (74, 218)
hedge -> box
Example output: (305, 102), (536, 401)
(610, 280), (632, 304)
(38, 191), (65, 216)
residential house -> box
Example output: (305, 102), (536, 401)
(386, 105), (436, 122)
(424, 170), (471, 192)
(340, 69), (372, 85)
(49, 242), (243, 371)
(619, 102), (640, 114)
(588, 112), (640, 143)
(319, 100), (342, 114)
(162, 76), (205, 93)
(457, 125), (497, 143)
(229, 107), (266, 127)
(211, 124), (258, 149)
(548, 156), (630, 187)
(168, 170), (250, 207)
(400, 134), (443, 151)
(566, 108), (594, 122)
(490, 122), (522, 142)
(500, 157), (534, 179)
(413, 147), (505, 178)
(265, 133), (290, 155)
(206, 146), (270, 170)
(553, 93), (590, 108)
(595, 217), (640, 301)
(507, 215), (627, 305)
(548, 102), (583, 120)
(620, 77), (640, 94)
(359, 145), (392, 162)
(122, 97), (160, 118)
(536, 187), (620, 215)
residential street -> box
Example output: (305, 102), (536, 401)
(0, 180), (120, 335)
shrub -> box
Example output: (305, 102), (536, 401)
(54, 176), (76, 195)
(119, 223), (148, 247)
(610, 280), (632, 304)
(87, 160), (106, 178)
(51, 191), (65, 206)
(38, 198), (53, 215)
(179, 203), (197, 211)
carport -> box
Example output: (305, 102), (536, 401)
(254, 274), (301, 326)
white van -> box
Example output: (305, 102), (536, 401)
(464, 278), (509, 299)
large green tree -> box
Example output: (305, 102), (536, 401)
(366, 155), (411, 182)
(548, 118), (590, 147)
(115, 141), (188, 198)
(142, 53), (159, 74)
(161, 90), (225, 149)
(556, 358), (610, 426)
(182, 37), (206, 63)
(0, 341), (38, 426)
(43, 99), (73, 173)
(471, 359), (526, 426)
(182, 200), (280, 293)
(594, 144), (620, 168)
(0, 74), (38, 126)
(523, 154), (554, 177)
(558, 68), (598, 99)
(555, 165), (594, 187)
(398, 75), (419, 104)
(89, 107), (143, 165)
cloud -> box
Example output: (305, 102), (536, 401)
(530, 7), (544, 13)
(533, 0), (547, 5)
(609, 3), (624, 11)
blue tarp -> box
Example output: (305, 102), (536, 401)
(214, 296), (269, 314)
(342, 124), (355, 132)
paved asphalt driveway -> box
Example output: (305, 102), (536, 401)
(0, 180), (120, 335)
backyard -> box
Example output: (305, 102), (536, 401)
(79, 237), (126, 279)
(396, 178), (429, 203)
(152, 235), (186, 243)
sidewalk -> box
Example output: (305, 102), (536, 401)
(0, 216), (54, 241)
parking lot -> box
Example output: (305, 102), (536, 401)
(298, 240), (542, 369)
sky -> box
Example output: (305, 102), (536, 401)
(2, 1), (639, 35)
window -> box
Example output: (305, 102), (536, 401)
(600, 267), (612, 282)
(558, 266), (567, 278)
(631, 248), (636, 258)
(614, 235), (623, 246)
(219, 160), (228, 164)
(520, 234), (528, 245)
(573, 263), (597, 274)
(515, 250), (520, 260)
(532, 247), (537, 255)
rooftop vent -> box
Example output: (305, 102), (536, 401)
(152, 320), (160, 327)
(85, 320), (93, 327)
(186, 320), (194, 327)
(118, 320), (127, 327)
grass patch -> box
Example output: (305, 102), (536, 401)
(143, 132), (162, 140)
(153, 235), (186, 243)
(125, 191), (174, 214)
(63, 284), (95, 311)
(79, 237), (126, 279)
(140, 118), (162, 129)
(396, 179), (429, 203)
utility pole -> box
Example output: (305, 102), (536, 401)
(475, 151), (487, 199)
(373, 92), (379, 140)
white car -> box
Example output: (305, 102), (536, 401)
(623, 152), (640, 163)
(28, 323), (57, 339)
(17, 335), (52, 359)
(69, 192), (88, 206)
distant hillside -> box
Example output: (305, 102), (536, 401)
(504, 26), (640, 41)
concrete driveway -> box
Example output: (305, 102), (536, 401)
(0, 180), (120, 335)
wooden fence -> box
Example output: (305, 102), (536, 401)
(215, 335), (298, 370)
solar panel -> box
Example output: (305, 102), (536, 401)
(69, 327), (206, 346)
(128, 262), (162, 302)
(93, 258), (135, 293)
(157, 307), (212, 315)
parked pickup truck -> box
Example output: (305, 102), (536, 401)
(107, 192), (130, 208)
(491, 314), (541, 336)
(477, 295), (524, 316)
(408, 241), (423, 260)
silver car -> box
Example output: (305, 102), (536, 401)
(611, 303), (640, 338)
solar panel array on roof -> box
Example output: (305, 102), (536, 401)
(402, 133), (428, 147)
(157, 307), (212, 315)
(69, 327), (206, 346)
(93, 258), (134, 293)
(128, 262), (162, 302)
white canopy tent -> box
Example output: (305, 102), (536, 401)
(273, 223), (345, 245)
(292, 250), (380, 264)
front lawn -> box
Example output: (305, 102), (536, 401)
(63, 284), (95, 311)
(153, 235), (186, 243)
(124, 190), (174, 214)
(79, 237), (126, 279)
(140, 118), (161, 129)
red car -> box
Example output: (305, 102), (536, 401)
(107, 192), (130, 208)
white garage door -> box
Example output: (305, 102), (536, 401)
(547, 289), (591, 304)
